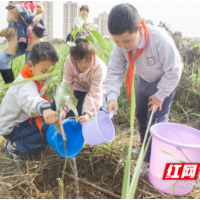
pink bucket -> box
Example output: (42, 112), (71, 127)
(149, 123), (200, 196)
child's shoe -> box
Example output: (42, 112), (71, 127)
(4, 141), (22, 164)
(130, 161), (150, 177)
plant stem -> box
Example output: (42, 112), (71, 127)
(179, 148), (192, 163)
(61, 140), (68, 182)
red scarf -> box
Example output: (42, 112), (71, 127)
(126, 20), (149, 105)
(21, 64), (48, 139)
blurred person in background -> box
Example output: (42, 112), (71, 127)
(66, 5), (91, 42)
(173, 31), (182, 51)
(0, 1), (46, 84)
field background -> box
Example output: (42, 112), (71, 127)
(0, 40), (200, 199)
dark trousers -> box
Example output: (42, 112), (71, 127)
(66, 90), (108, 118)
(135, 76), (175, 163)
(4, 101), (56, 154)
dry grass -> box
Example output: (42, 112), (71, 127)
(0, 113), (198, 199)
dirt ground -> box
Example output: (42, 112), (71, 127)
(0, 111), (200, 199)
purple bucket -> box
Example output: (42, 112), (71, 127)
(149, 123), (200, 196)
(82, 109), (115, 146)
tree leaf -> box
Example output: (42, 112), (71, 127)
(44, 85), (57, 100)
(0, 71), (59, 90)
(128, 108), (155, 199)
(65, 101), (78, 121)
(54, 81), (78, 121)
(72, 25), (78, 40)
(161, 150), (187, 163)
(121, 65), (136, 199)
(86, 35), (95, 49)
(67, 41), (76, 47)
(172, 180), (181, 195)
(86, 35), (94, 42)
(89, 30), (106, 51)
(44, 90), (55, 99)
(40, 74), (55, 96)
(78, 36), (86, 39)
(161, 150), (175, 157)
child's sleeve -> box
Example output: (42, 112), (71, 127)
(154, 35), (183, 101)
(17, 82), (51, 117)
(106, 44), (127, 103)
(63, 60), (74, 92)
(82, 62), (106, 118)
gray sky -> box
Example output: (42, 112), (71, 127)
(0, 0), (200, 39)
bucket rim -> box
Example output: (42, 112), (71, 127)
(95, 111), (115, 142)
(150, 122), (200, 149)
(55, 118), (83, 157)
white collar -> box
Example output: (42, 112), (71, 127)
(136, 28), (146, 49)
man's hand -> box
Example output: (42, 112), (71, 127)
(8, 8), (20, 16)
(60, 109), (67, 121)
(0, 34), (3, 38)
(43, 109), (58, 124)
(148, 95), (163, 113)
(9, 7), (20, 16)
(78, 113), (90, 125)
(107, 100), (118, 115)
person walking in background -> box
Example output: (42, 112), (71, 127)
(0, 1), (46, 84)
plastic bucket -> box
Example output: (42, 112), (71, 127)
(46, 119), (84, 158)
(82, 109), (115, 146)
(149, 123), (200, 196)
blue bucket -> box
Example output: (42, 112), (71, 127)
(46, 119), (84, 158)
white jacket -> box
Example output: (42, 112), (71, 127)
(106, 25), (183, 102)
(0, 73), (51, 136)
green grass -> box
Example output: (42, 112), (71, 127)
(0, 45), (26, 100)
(0, 41), (114, 101)
(0, 41), (200, 120)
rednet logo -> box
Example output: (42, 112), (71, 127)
(162, 163), (200, 180)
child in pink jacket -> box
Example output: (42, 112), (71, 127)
(60, 38), (107, 125)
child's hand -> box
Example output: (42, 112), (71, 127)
(9, 7), (20, 16)
(47, 99), (54, 105)
(107, 100), (118, 115)
(43, 108), (58, 124)
(60, 109), (67, 121)
(78, 114), (90, 125)
(148, 95), (163, 113)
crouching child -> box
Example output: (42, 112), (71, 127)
(60, 38), (108, 125)
(0, 42), (59, 161)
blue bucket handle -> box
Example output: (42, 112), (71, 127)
(108, 109), (115, 120)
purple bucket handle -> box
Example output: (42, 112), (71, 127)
(108, 109), (115, 119)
